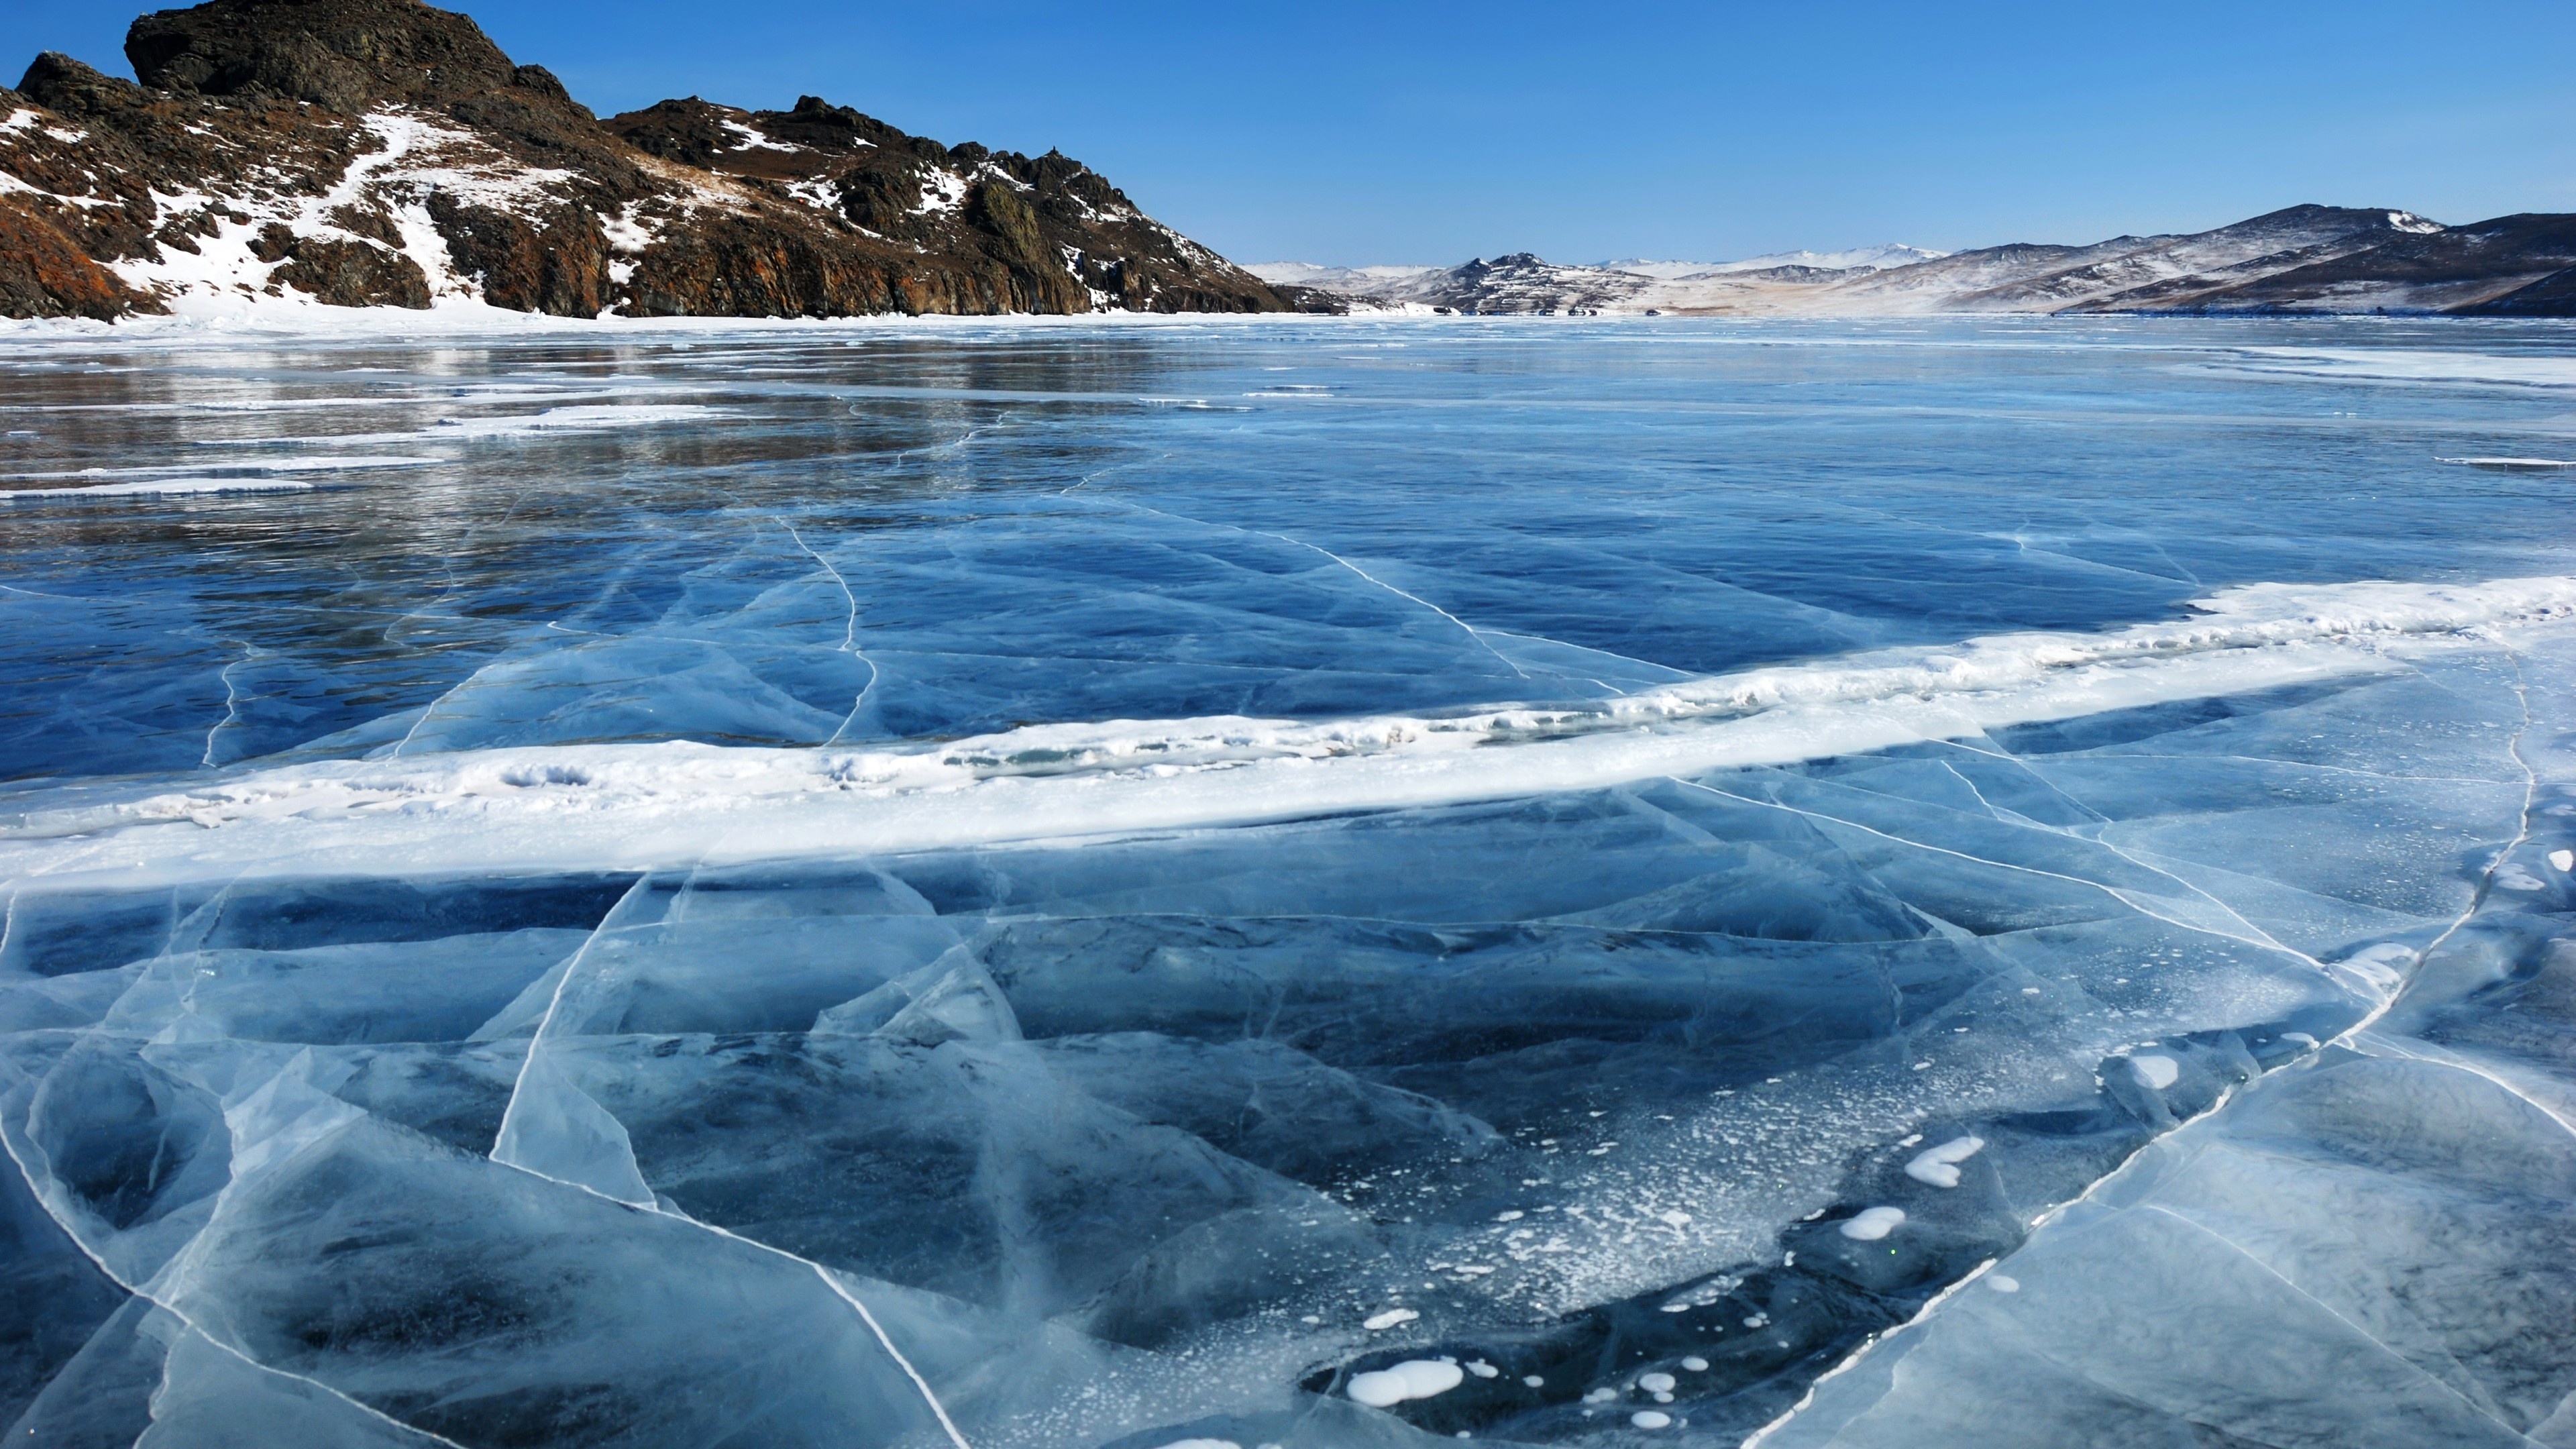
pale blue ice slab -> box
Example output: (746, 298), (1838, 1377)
(1, 319), (2573, 1446)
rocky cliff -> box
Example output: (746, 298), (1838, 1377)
(0, 0), (1286, 320)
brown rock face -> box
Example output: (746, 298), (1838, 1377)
(425, 197), (611, 315)
(0, 193), (159, 319)
(126, 0), (523, 112)
(0, 0), (1285, 319)
(600, 95), (1279, 317)
(272, 235), (429, 307)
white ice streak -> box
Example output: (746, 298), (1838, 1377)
(12, 455), (439, 481)
(7, 477), (317, 498)
(11, 574), (2576, 890)
(7, 454), (439, 496)
(232, 404), (727, 447)
(2229, 348), (2576, 390)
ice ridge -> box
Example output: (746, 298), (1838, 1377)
(7, 574), (2573, 889)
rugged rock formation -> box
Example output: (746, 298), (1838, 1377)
(0, 0), (1285, 319)
(1270, 206), (2576, 318)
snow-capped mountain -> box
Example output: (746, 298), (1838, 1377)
(0, 0), (1283, 321)
(1275, 207), (2576, 317)
(1244, 262), (1447, 293)
(1593, 245), (1949, 278)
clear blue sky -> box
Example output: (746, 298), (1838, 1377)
(12, 1), (2575, 266)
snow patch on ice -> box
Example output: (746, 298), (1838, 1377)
(2130, 1055), (2180, 1090)
(1840, 1207), (1905, 1241)
(1902, 1135), (1986, 1188)
(1348, 1360), (1462, 1407)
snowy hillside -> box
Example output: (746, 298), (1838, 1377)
(0, 0), (1282, 321)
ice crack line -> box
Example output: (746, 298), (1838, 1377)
(1743, 1048), (2264, 1449)
(2141, 1203), (2530, 1437)
(1753, 652), (2550, 1449)
(487, 1157), (978, 1449)
(777, 520), (881, 747)
(0, 1111), (473, 1449)
(2341, 649), (2539, 1046)
(201, 641), (268, 770)
(1663, 775), (2320, 966)
(1057, 449), (1170, 496)
(1255, 529), (1533, 680)
(1065, 490), (1660, 682)
(1921, 743), (2316, 968)
(484, 874), (971, 1447)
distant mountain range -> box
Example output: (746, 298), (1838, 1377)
(0, 0), (1283, 320)
(1254, 208), (2576, 317)
(1590, 245), (1951, 278)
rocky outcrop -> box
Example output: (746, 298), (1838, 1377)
(0, 0), (1284, 319)
(600, 94), (1270, 318)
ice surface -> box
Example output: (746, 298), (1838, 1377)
(1, 316), (2573, 1446)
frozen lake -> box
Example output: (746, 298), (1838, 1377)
(2, 316), (2573, 1447)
